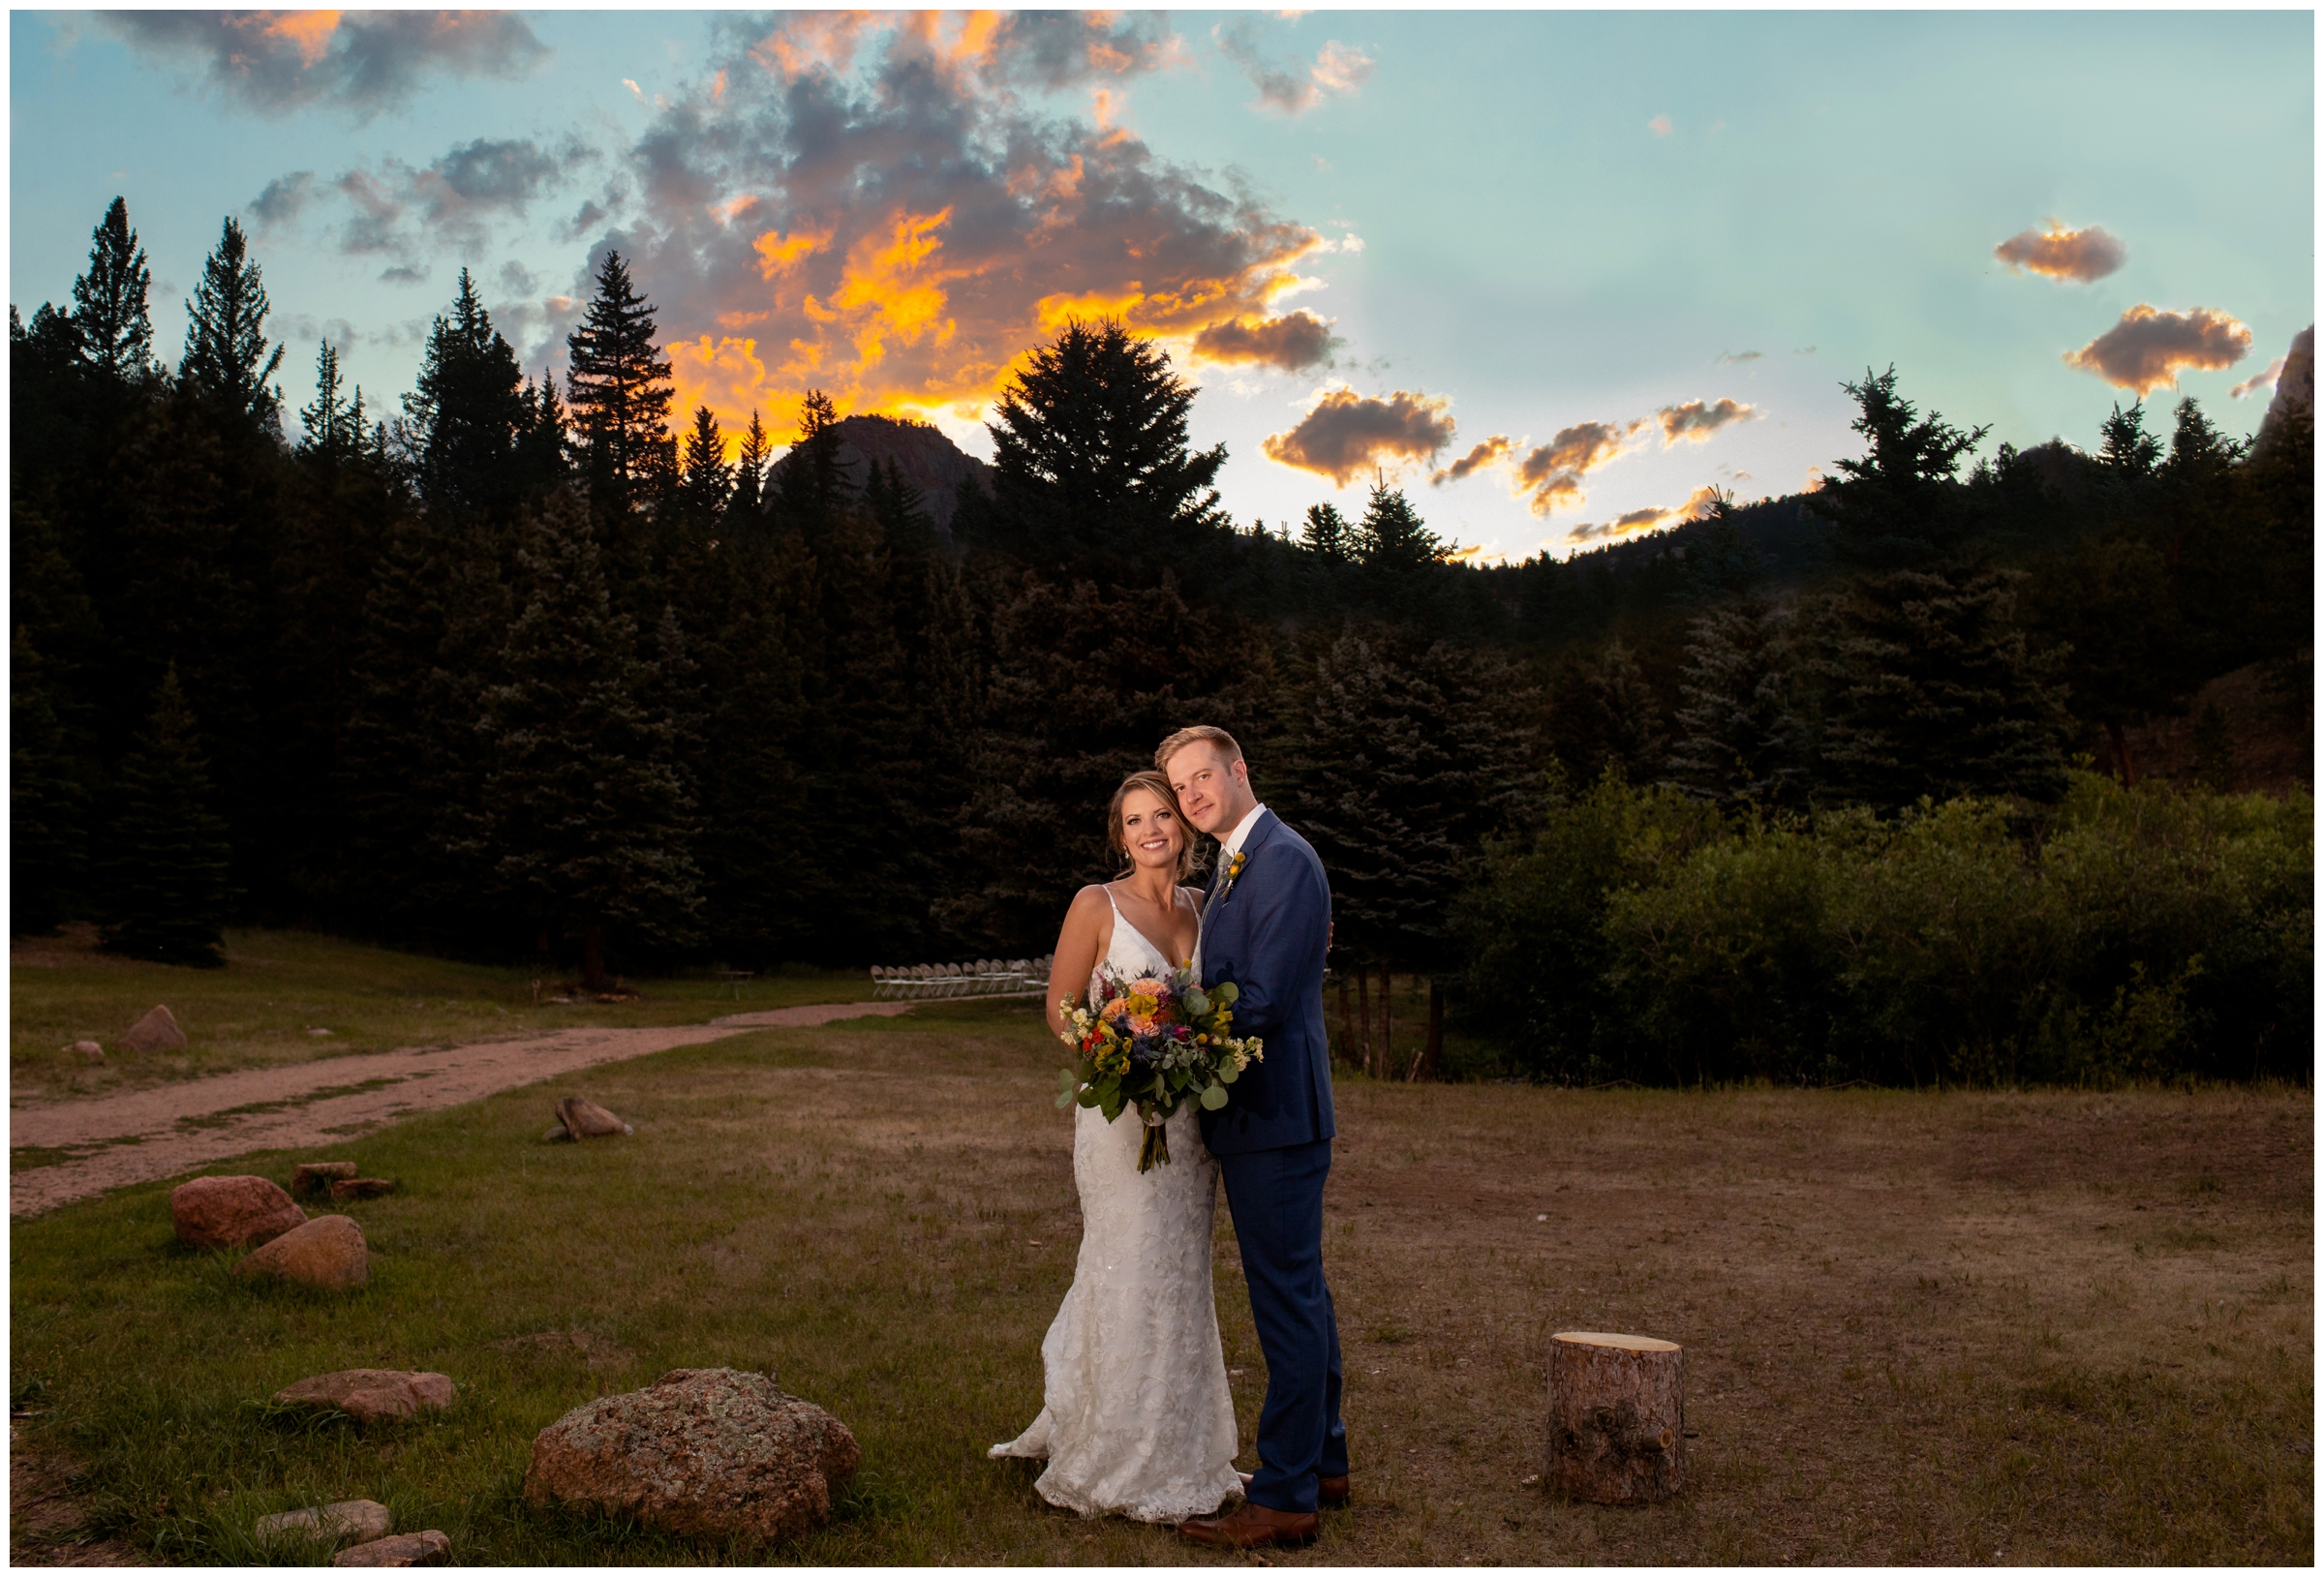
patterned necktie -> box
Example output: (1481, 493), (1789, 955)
(1199, 850), (1229, 926)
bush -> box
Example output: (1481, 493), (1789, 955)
(1453, 772), (2310, 1087)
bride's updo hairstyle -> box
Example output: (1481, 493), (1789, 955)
(1106, 771), (1198, 881)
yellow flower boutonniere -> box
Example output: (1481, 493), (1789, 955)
(1220, 850), (1248, 901)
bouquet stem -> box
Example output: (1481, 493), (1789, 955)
(1138, 1121), (1171, 1173)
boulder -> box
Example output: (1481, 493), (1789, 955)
(553, 1096), (632, 1139)
(233, 1214), (369, 1290)
(119, 1004), (188, 1054)
(523, 1368), (860, 1545)
(293, 1161), (360, 1198)
(70, 1039), (105, 1064)
(330, 1178), (397, 1201)
(334, 1531), (450, 1567)
(253, 1500), (392, 1550)
(172, 1175), (308, 1252)
(274, 1369), (453, 1423)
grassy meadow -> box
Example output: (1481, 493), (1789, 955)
(9, 992), (2309, 1565)
(9, 925), (866, 1105)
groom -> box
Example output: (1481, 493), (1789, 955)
(1158, 725), (1348, 1550)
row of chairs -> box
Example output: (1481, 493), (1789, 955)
(868, 958), (1055, 1000)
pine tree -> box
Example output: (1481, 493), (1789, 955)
(2019, 535), (2189, 786)
(100, 665), (233, 967)
(771, 390), (849, 539)
(1812, 366), (1988, 569)
(2097, 400), (2160, 476)
(180, 217), (286, 433)
(1818, 566), (2068, 806)
(72, 197), (156, 384)
(511, 373), (569, 501)
(675, 405), (732, 525)
(731, 409), (772, 522)
(1300, 501), (1355, 561)
(565, 250), (675, 511)
(1544, 640), (1667, 783)
(407, 270), (527, 517)
(12, 626), (90, 933)
(472, 491), (701, 987)
(864, 455), (937, 554)
(1663, 597), (1807, 809)
(983, 318), (1228, 570)
(298, 341), (360, 462)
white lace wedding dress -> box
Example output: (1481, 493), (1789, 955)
(988, 890), (1243, 1522)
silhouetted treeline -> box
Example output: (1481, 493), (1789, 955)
(12, 198), (2311, 1083)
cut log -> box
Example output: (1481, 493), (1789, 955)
(1545, 1330), (1684, 1503)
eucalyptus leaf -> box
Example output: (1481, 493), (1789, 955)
(1181, 989), (1209, 1016)
(1217, 1063), (1238, 1084)
(1214, 982), (1239, 1003)
(1200, 1083), (1229, 1110)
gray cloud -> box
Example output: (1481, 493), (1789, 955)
(286, 136), (597, 267)
(1214, 19), (1374, 115)
(1714, 349), (1761, 365)
(379, 263), (429, 287)
(1994, 221), (2126, 284)
(1657, 397), (1758, 444)
(499, 259), (540, 297)
(1512, 419), (1639, 514)
(2064, 304), (2250, 395)
(1262, 388), (1455, 484)
(2231, 355), (2287, 400)
(102, 11), (547, 120)
(247, 170), (317, 230)
(1191, 311), (1338, 372)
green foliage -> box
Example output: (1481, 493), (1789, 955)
(179, 217), (285, 433)
(1456, 772), (2311, 1086)
(71, 196), (156, 383)
(99, 666), (233, 967)
(406, 270), (528, 518)
(1663, 595), (1807, 809)
(565, 250), (675, 511)
(983, 317), (1228, 570)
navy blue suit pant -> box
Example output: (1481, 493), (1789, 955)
(1217, 1137), (1347, 1514)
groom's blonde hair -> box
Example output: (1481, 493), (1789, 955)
(1154, 725), (1242, 773)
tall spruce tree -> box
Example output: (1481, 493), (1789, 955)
(565, 250), (675, 512)
(1544, 640), (1667, 784)
(12, 626), (89, 934)
(511, 373), (570, 501)
(1300, 500), (1355, 561)
(983, 317), (1229, 571)
(1663, 597), (1807, 809)
(407, 270), (527, 517)
(472, 490), (701, 986)
(72, 196), (156, 383)
(731, 409), (772, 522)
(100, 666), (233, 967)
(675, 405), (732, 526)
(1813, 366), (1988, 569)
(180, 217), (285, 433)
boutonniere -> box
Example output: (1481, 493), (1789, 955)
(1219, 850), (1248, 901)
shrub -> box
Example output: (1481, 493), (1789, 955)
(1452, 772), (2310, 1087)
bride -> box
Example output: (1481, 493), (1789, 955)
(988, 770), (1244, 1522)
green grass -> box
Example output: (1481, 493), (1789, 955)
(10, 925), (868, 1104)
(10, 998), (2312, 1564)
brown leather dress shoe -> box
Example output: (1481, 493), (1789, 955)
(1178, 1501), (1320, 1549)
(1319, 1473), (1351, 1506)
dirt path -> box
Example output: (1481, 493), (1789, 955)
(7, 1002), (919, 1218)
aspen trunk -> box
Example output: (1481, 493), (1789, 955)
(1335, 973), (1355, 1065)
(1356, 968), (1374, 1075)
(1545, 1331), (1685, 1503)
(2105, 716), (2137, 787)
(1379, 966), (1393, 1078)
(1410, 981), (1444, 1081)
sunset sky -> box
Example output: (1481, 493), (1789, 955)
(11, 10), (2314, 561)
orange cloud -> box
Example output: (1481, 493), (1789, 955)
(1431, 434), (1514, 485)
(1569, 485), (1721, 542)
(631, 16), (1321, 435)
(260, 11), (341, 67)
(1190, 311), (1338, 372)
(1511, 419), (1641, 515)
(1261, 387), (1455, 484)
(1994, 221), (2125, 284)
(2064, 304), (2250, 395)
(1657, 397), (1757, 444)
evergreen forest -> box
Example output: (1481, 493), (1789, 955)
(12, 201), (2312, 1085)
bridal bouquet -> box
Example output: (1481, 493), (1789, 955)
(1055, 966), (1263, 1172)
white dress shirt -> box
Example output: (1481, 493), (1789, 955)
(1219, 803), (1269, 859)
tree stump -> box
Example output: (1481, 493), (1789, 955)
(1545, 1331), (1684, 1503)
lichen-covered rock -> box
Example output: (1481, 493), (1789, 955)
(119, 1005), (188, 1054)
(253, 1499), (391, 1550)
(171, 1175), (307, 1251)
(233, 1214), (369, 1289)
(332, 1530), (450, 1566)
(330, 1177), (397, 1200)
(523, 1368), (860, 1545)
(554, 1096), (632, 1138)
(274, 1369), (453, 1423)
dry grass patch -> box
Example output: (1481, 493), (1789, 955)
(9, 1000), (2309, 1563)
(9, 924), (864, 1106)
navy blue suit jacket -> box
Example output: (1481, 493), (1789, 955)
(1197, 809), (1336, 1156)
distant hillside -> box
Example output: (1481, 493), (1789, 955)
(770, 413), (994, 536)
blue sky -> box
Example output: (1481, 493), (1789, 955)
(11, 10), (2313, 561)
